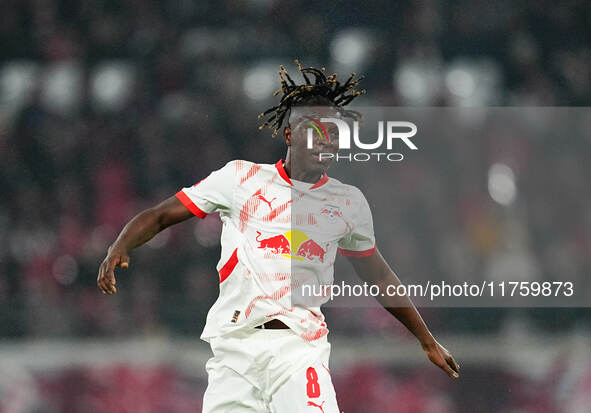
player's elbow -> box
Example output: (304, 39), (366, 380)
(152, 208), (173, 232)
(132, 207), (167, 233)
(154, 195), (193, 228)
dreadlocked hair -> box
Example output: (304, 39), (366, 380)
(258, 60), (366, 137)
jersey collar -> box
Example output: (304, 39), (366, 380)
(275, 159), (328, 190)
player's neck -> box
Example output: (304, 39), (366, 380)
(283, 153), (324, 184)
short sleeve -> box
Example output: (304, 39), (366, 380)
(176, 161), (236, 218)
(338, 189), (377, 257)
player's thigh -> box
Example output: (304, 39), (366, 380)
(202, 361), (266, 413)
(270, 361), (339, 413)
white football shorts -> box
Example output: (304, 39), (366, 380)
(202, 328), (340, 413)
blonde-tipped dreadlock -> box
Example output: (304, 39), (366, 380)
(258, 60), (366, 137)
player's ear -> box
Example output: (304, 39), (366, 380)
(283, 126), (292, 146)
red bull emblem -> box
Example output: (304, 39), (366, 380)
(320, 205), (342, 222)
(256, 230), (326, 263)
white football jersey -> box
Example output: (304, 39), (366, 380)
(176, 160), (376, 344)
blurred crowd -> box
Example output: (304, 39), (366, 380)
(2, 1), (591, 412)
(3, 359), (591, 413)
(1, 0), (591, 341)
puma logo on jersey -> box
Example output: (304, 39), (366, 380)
(256, 193), (276, 210)
(307, 400), (325, 412)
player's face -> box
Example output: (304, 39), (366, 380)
(286, 107), (339, 177)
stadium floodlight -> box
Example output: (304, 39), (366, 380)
(330, 28), (373, 69)
(446, 68), (476, 99)
(90, 62), (135, 112)
(0, 60), (39, 112)
(488, 162), (517, 206)
(40, 60), (83, 115)
(394, 60), (442, 105)
(243, 63), (278, 101)
(444, 59), (501, 106)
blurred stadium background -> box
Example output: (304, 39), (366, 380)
(1, 0), (591, 412)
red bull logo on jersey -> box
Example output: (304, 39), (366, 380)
(320, 205), (342, 223)
(256, 230), (327, 263)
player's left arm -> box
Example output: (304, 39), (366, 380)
(345, 249), (460, 379)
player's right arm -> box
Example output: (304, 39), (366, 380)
(97, 195), (193, 295)
(98, 160), (238, 295)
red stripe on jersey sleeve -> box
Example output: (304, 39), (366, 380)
(337, 244), (377, 257)
(175, 190), (208, 218)
(219, 248), (239, 284)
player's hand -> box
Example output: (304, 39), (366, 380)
(97, 248), (130, 295)
(422, 339), (460, 379)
